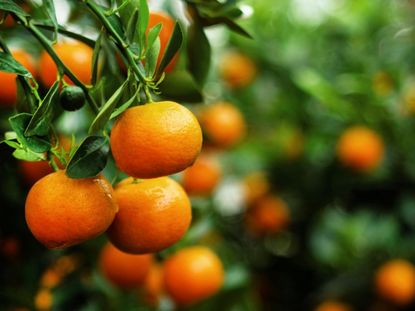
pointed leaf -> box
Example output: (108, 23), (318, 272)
(145, 37), (160, 78)
(110, 89), (139, 120)
(9, 113), (51, 153)
(222, 18), (252, 39)
(138, 0), (149, 55)
(66, 136), (109, 178)
(91, 32), (103, 85)
(25, 81), (59, 137)
(43, 0), (58, 41)
(0, 52), (32, 76)
(157, 22), (183, 75)
(126, 9), (139, 44)
(187, 23), (211, 86)
(89, 79), (129, 134)
(0, 0), (29, 16)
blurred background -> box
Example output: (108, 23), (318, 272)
(3, 0), (415, 310)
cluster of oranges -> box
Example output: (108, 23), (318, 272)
(314, 258), (415, 310)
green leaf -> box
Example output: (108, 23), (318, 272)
(222, 18), (252, 39)
(43, 0), (58, 41)
(126, 9), (139, 44)
(9, 113), (51, 153)
(12, 149), (45, 161)
(0, 52), (32, 76)
(0, 0), (29, 16)
(157, 22), (183, 75)
(66, 136), (109, 179)
(146, 23), (162, 55)
(138, 0), (149, 54)
(145, 37), (160, 78)
(25, 81), (59, 137)
(97, 4), (125, 39)
(91, 32), (103, 85)
(15, 77), (37, 113)
(186, 23), (211, 86)
(89, 79), (129, 134)
(110, 88), (139, 120)
(158, 70), (203, 103)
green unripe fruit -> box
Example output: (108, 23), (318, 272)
(60, 86), (85, 111)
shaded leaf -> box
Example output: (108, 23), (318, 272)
(91, 32), (103, 85)
(187, 23), (211, 86)
(110, 89), (139, 120)
(9, 113), (50, 153)
(126, 9), (139, 44)
(0, 0), (28, 16)
(158, 70), (203, 103)
(25, 81), (59, 137)
(43, 0), (58, 41)
(89, 79), (129, 134)
(66, 136), (109, 178)
(0, 52), (32, 76)
(157, 22), (183, 75)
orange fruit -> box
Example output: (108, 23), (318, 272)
(110, 101), (202, 178)
(336, 126), (384, 172)
(142, 263), (164, 306)
(40, 268), (62, 289)
(35, 289), (53, 311)
(0, 49), (36, 107)
(245, 194), (290, 236)
(108, 177), (192, 254)
(39, 42), (93, 88)
(219, 51), (256, 88)
(315, 301), (353, 311)
(99, 242), (153, 289)
(199, 102), (246, 148)
(375, 259), (415, 305)
(25, 170), (118, 249)
(243, 172), (270, 205)
(163, 246), (224, 306)
(181, 155), (221, 196)
(147, 12), (178, 73)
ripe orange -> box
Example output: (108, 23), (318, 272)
(35, 288), (53, 311)
(39, 42), (93, 88)
(245, 194), (290, 236)
(219, 51), (256, 89)
(25, 170), (118, 249)
(99, 242), (153, 289)
(110, 101), (202, 178)
(315, 301), (353, 311)
(0, 49), (36, 107)
(181, 155), (221, 196)
(163, 246), (224, 306)
(148, 12), (178, 73)
(336, 126), (384, 172)
(108, 177), (192, 254)
(142, 263), (164, 306)
(199, 102), (246, 148)
(375, 259), (415, 305)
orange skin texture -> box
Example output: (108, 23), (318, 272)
(337, 126), (384, 172)
(182, 155), (221, 196)
(148, 12), (178, 73)
(0, 49), (36, 107)
(110, 101), (202, 178)
(219, 51), (256, 89)
(200, 102), (246, 148)
(245, 195), (290, 236)
(99, 242), (153, 289)
(163, 246), (224, 306)
(108, 177), (192, 254)
(375, 259), (415, 305)
(39, 42), (93, 88)
(143, 263), (164, 306)
(25, 170), (118, 249)
(315, 301), (353, 311)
